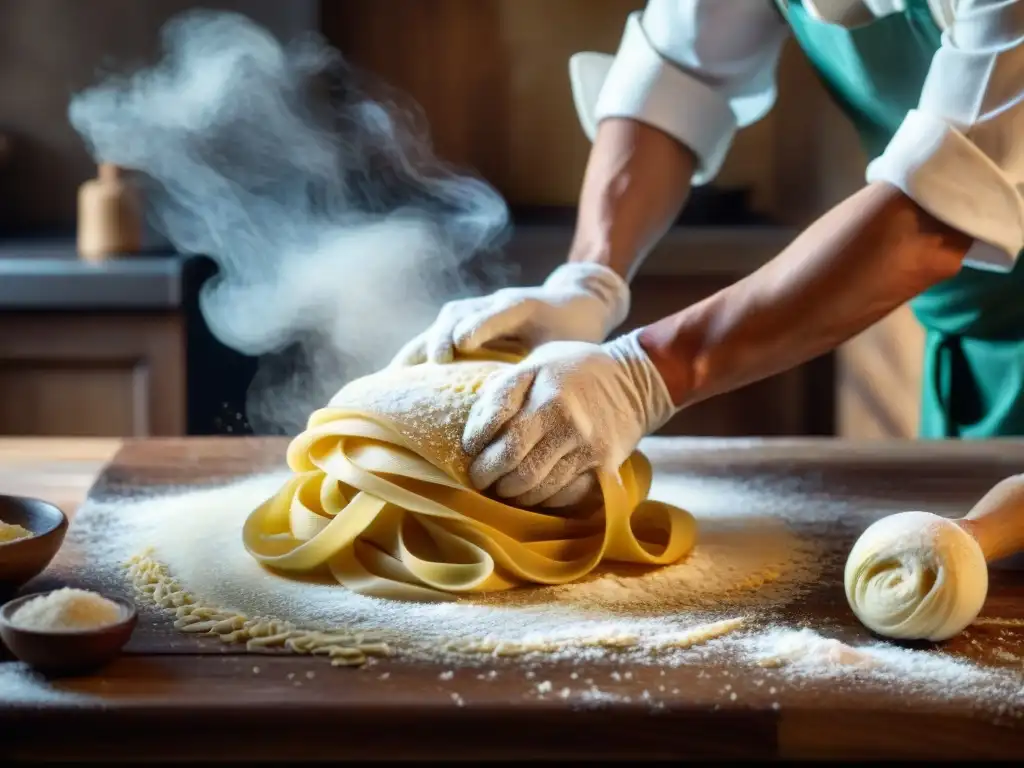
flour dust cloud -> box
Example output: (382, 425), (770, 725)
(68, 10), (512, 434)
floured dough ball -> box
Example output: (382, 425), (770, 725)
(327, 360), (505, 480)
(844, 511), (987, 642)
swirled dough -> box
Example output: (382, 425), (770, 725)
(243, 350), (697, 601)
(844, 511), (988, 642)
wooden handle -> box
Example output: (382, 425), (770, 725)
(956, 474), (1024, 562)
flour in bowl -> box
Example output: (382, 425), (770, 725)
(0, 520), (32, 543)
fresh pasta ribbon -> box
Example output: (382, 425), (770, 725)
(243, 348), (697, 601)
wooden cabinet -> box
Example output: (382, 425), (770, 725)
(0, 312), (186, 437)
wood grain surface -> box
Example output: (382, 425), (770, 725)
(3, 437), (1024, 761)
(0, 438), (120, 512)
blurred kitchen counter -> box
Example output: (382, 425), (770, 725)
(0, 225), (795, 312)
(0, 238), (186, 438)
(0, 239), (183, 310)
(0, 226), (842, 441)
(505, 224), (795, 282)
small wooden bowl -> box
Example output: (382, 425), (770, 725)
(0, 590), (137, 676)
(0, 495), (68, 599)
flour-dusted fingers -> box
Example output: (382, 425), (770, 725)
(463, 366), (535, 456)
(424, 306), (462, 364)
(466, 383), (547, 492)
(539, 471), (597, 509)
(493, 430), (579, 500)
(511, 449), (595, 508)
(452, 298), (532, 354)
(404, 261), (631, 367)
(466, 332), (671, 502)
(388, 332), (429, 368)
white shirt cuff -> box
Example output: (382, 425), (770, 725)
(866, 109), (1024, 273)
(568, 13), (736, 186)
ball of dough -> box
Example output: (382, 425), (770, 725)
(844, 511), (987, 642)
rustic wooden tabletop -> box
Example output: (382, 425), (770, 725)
(3, 437), (1024, 761)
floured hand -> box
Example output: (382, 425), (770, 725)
(462, 331), (676, 508)
(389, 262), (630, 366)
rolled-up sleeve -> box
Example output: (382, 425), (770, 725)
(866, 0), (1024, 272)
(569, 0), (790, 185)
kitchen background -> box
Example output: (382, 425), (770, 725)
(0, 0), (922, 439)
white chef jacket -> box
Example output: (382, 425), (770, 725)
(569, 0), (1024, 272)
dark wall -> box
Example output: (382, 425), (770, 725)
(0, 0), (318, 234)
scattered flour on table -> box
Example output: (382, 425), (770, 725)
(61, 461), (1024, 712)
(746, 627), (883, 670)
(734, 627), (1024, 711)
(576, 686), (632, 708)
(66, 468), (826, 662)
(0, 662), (99, 706)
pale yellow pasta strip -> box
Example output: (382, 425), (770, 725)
(328, 539), (463, 602)
(244, 488), (388, 571)
(314, 445), (613, 584)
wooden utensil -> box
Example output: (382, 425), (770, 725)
(955, 474), (1024, 564)
(76, 162), (142, 262)
(846, 473), (1024, 642)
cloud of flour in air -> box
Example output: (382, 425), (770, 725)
(67, 10), (512, 434)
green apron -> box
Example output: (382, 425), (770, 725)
(780, 0), (1024, 438)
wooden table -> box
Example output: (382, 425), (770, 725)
(3, 437), (1024, 761)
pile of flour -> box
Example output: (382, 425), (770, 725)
(68, 467), (825, 660)
(0, 663), (101, 707)
(735, 627), (1024, 714)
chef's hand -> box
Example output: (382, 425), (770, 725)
(461, 331), (677, 508)
(389, 262), (630, 366)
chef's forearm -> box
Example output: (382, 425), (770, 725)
(638, 182), (973, 407)
(568, 118), (697, 281)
